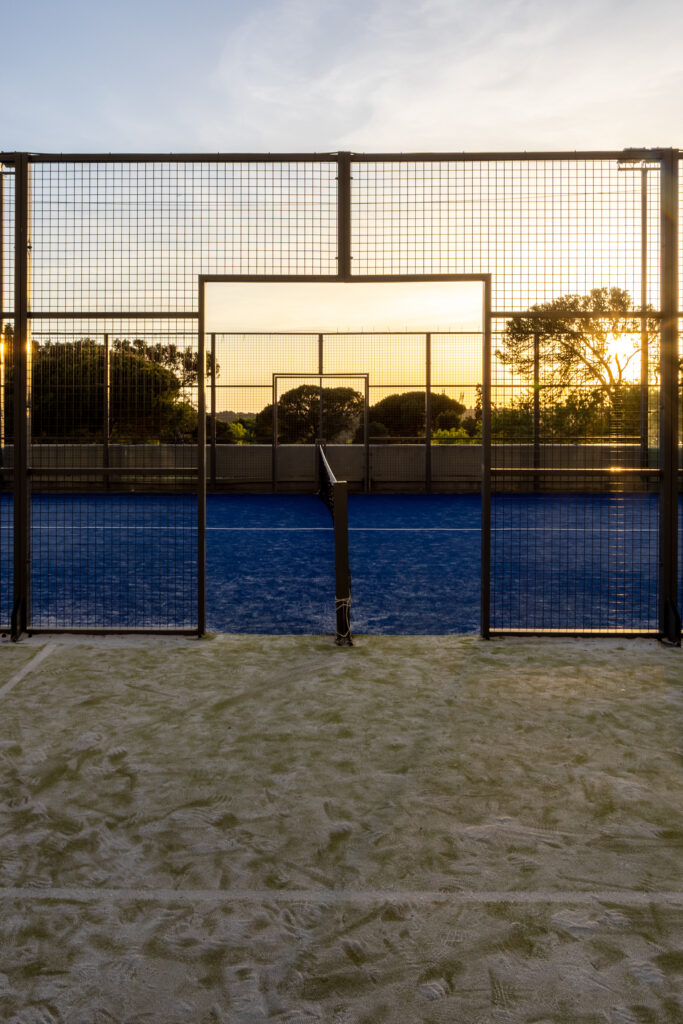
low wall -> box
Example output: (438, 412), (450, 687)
(0, 443), (658, 493)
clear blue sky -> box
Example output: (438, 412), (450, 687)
(2, 0), (682, 152)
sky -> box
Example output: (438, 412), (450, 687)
(1, 0), (682, 154)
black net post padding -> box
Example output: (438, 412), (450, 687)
(317, 441), (353, 645)
(332, 478), (352, 645)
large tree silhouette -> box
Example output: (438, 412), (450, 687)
(497, 287), (656, 395)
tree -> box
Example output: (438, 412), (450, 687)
(112, 339), (217, 387)
(357, 391), (465, 439)
(498, 287), (656, 394)
(24, 338), (199, 443)
(255, 384), (364, 443)
(497, 288), (658, 439)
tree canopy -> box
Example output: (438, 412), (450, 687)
(15, 337), (202, 443)
(357, 391), (466, 439)
(255, 384), (365, 443)
(497, 287), (656, 393)
(494, 288), (658, 440)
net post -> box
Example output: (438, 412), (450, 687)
(12, 153), (30, 641)
(480, 277), (492, 639)
(658, 149), (680, 644)
(315, 436), (322, 492)
(333, 477), (352, 645)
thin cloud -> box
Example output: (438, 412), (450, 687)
(202, 0), (683, 151)
(1, 0), (681, 151)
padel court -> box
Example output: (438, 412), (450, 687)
(1, 154), (680, 643)
(0, 490), (670, 637)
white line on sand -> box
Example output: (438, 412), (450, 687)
(0, 642), (58, 699)
(1, 888), (682, 906)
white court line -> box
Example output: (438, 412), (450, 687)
(0, 887), (682, 906)
(209, 527), (481, 532)
(0, 641), (58, 700)
(28, 526), (658, 533)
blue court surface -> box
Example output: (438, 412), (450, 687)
(207, 494), (482, 635)
(1, 491), (672, 634)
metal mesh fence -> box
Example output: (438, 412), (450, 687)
(0, 161), (13, 630)
(29, 161), (338, 314)
(489, 318), (661, 633)
(27, 320), (200, 631)
(351, 159), (661, 312)
(0, 150), (679, 638)
(208, 331), (482, 493)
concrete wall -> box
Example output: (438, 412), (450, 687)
(0, 443), (655, 493)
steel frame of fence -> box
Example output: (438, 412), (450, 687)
(0, 149), (679, 642)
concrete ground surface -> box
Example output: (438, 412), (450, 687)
(0, 632), (681, 1023)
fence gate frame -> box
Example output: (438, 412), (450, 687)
(198, 270), (492, 634)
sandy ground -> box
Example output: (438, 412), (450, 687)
(0, 632), (681, 1023)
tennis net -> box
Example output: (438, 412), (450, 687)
(316, 442), (353, 645)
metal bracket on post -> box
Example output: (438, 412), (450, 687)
(658, 149), (680, 644)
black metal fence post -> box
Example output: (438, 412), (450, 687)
(364, 375), (370, 492)
(337, 153), (351, 280)
(658, 149), (680, 644)
(103, 333), (110, 490)
(333, 476), (352, 644)
(12, 153), (30, 640)
(480, 278), (492, 638)
(0, 321), (4, 454)
(533, 331), (541, 491)
(0, 166), (4, 456)
(197, 282), (207, 636)
(210, 332), (216, 488)
(272, 374), (278, 491)
(0, 164), (4, 351)
(425, 332), (432, 493)
(640, 167), (649, 469)
(318, 333), (324, 440)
